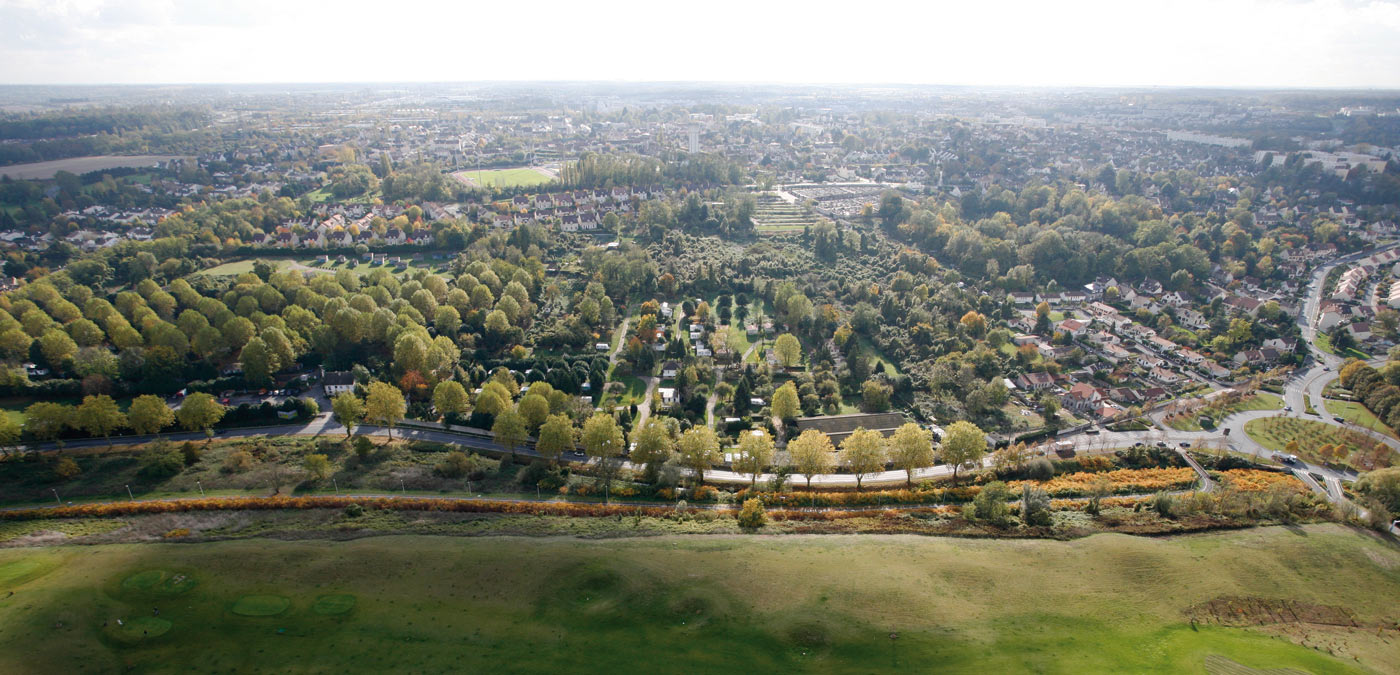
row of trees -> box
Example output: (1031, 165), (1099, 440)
(20, 392), (226, 448)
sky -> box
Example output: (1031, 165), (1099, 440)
(2, 0), (1399, 88)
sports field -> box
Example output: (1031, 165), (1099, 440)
(451, 167), (554, 189)
(0, 525), (1395, 673)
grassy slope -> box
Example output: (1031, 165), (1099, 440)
(0, 526), (1396, 673)
(1167, 392), (1285, 431)
(1324, 399), (1399, 439)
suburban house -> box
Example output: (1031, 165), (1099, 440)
(322, 369), (356, 396)
(661, 361), (680, 378)
(1015, 372), (1055, 391)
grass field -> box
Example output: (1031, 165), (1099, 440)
(1324, 399), (1399, 439)
(1314, 333), (1369, 360)
(451, 167), (554, 189)
(0, 525), (1395, 672)
(1243, 416), (1392, 467)
(0, 155), (191, 180)
(1167, 392), (1284, 431)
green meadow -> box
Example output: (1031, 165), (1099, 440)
(0, 524), (1396, 673)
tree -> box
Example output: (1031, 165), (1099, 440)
(839, 428), (887, 491)
(941, 420), (987, 484)
(492, 408), (527, 459)
(631, 418), (675, 470)
(737, 497), (766, 530)
(677, 426), (721, 484)
(774, 333), (801, 367)
(888, 422), (934, 485)
(970, 481), (1012, 526)
(734, 429), (775, 487)
(332, 393), (365, 437)
(0, 414), (20, 455)
(24, 402), (71, 448)
(38, 328), (78, 367)
(861, 378), (892, 412)
(581, 413), (625, 500)
(304, 454), (332, 481)
(517, 394), (550, 433)
(772, 381), (800, 421)
(176, 392), (226, 441)
(431, 380), (469, 427)
(788, 429), (835, 491)
(1355, 467), (1400, 513)
(536, 414), (576, 464)
(241, 336), (278, 385)
(127, 394), (174, 438)
(364, 381), (406, 438)
(582, 413), (625, 459)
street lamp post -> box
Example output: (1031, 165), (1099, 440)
(196, 481), (204, 497)
(125, 484), (134, 501)
(400, 479), (405, 495)
(51, 488), (60, 506)
(332, 478), (339, 495)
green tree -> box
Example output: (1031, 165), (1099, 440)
(241, 336), (278, 385)
(38, 328), (78, 368)
(364, 381), (406, 438)
(737, 497), (767, 530)
(772, 381), (800, 421)
(431, 380), (469, 427)
(942, 420), (987, 484)
(517, 394), (550, 433)
(127, 394), (174, 438)
(677, 425), (721, 484)
(581, 413), (624, 460)
(788, 429), (835, 491)
(888, 422), (934, 486)
(839, 427), (886, 491)
(24, 402), (72, 448)
(332, 393), (365, 437)
(774, 333), (801, 367)
(492, 408), (527, 459)
(970, 481), (1012, 526)
(631, 418), (675, 470)
(536, 414), (576, 464)
(304, 453), (332, 481)
(175, 392), (226, 442)
(74, 394), (126, 448)
(734, 429), (775, 488)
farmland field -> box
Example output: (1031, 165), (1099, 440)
(451, 167), (554, 189)
(0, 525), (1396, 673)
(0, 155), (191, 180)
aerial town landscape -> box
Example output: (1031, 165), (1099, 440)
(1, 2), (1400, 673)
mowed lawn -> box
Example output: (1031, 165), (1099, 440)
(1324, 399), (1399, 439)
(1242, 417), (1393, 467)
(452, 167), (553, 189)
(0, 525), (1395, 673)
(1167, 392), (1284, 431)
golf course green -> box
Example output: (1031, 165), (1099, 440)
(0, 525), (1396, 673)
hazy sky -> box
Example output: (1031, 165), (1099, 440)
(2, 0), (1399, 88)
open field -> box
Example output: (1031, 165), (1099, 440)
(1324, 399), (1399, 439)
(451, 167), (554, 189)
(1167, 392), (1284, 431)
(1243, 416), (1393, 468)
(0, 525), (1396, 672)
(0, 155), (191, 180)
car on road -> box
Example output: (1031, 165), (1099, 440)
(1272, 453), (1299, 464)
(1178, 441), (1190, 448)
(1155, 441), (1168, 448)
(1284, 406), (1292, 412)
(1334, 416), (1346, 424)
